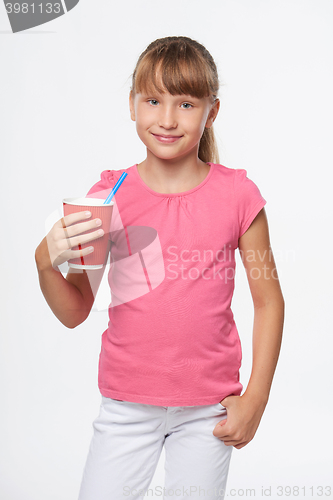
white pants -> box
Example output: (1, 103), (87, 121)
(78, 396), (233, 500)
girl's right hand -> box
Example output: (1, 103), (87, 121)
(36, 211), (105, 270)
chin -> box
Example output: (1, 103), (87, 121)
(148, 146), (185, 158)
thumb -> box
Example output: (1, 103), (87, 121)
(213, 418), (227, 438)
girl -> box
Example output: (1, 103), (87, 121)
(35, 36), (284, 500)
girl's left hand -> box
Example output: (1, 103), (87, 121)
(212, 394), (267, 449)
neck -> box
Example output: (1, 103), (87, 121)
(137, 150), (210, 194)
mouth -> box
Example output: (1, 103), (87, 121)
(151, 133), (183, 143)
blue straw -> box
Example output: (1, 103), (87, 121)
(103, 172), (128, 204)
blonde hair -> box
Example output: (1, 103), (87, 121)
(130, 36), (220, 164)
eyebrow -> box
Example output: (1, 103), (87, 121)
(140, 92), (200, 101)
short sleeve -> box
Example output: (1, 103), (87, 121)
(86, 170), (114, 199)
(234, 169), (267, 239)
(85, 170), (125, 235)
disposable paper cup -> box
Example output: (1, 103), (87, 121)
(63, 197), (114, 270)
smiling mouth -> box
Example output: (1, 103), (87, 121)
(151, 133), (183, 143)
(152, 134), (182, 138)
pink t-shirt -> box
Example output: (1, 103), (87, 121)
(86, 162), (266, 406)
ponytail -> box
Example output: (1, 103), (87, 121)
(199, 126), (220, 164)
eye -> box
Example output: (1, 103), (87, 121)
(147, 99), (159, 106)
(181, 103), (193, 109)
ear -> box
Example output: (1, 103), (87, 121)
(205, 98), (220, 129)
(129, 91), (136, 122)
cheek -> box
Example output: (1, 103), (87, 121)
(135, 120), (151, 147)
(136, 112), (152, 131)
(187, 120), (206, 140)
(136, 124), (147, 142)
(186, 112), (207, 132)
(199, 112), (210, 129)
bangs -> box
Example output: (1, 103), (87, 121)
(133, 43), (215, 100)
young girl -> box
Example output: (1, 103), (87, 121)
(35, 36), (284, 500)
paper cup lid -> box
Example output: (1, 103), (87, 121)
(63, 197), (114, 206)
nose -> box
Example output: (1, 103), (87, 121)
(157, 105), (177, 130)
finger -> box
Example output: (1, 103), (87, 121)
(214, 431), (230, 440)
(64, 218), (103, 238)
(69, 246), (95, 260)
(220, 437), (248, 447)
(69, 228), (104, 248)
(57, 210), (92, 229)
(219, 439), (239, 446)
(60, 218), (71, 248)
(51, 241), (95, 267)
(213, 424), (229, 439)
(214, 419), (228, 433)
(234, 442), (247, 449)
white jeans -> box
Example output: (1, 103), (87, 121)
(78, 396), (232, 500)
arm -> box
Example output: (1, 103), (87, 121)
(213, 207), (285, 448)
(238, 207), (284, 404)
(35, 212), (109, 329)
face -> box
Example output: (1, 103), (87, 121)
(129, 86), (220, 162)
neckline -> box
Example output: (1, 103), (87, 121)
(133, 162), (215, 198)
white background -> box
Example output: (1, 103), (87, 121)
(1, 1), (332, 499)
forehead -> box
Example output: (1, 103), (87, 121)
(134, 60), (211, 99)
